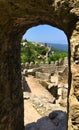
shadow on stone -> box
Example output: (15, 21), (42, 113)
(25, 110), (67, 130)
(48, 85), (58, 99)
(22, 76), (31, 92)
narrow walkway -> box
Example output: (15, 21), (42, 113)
(24, 75), (67, 130)
(24, 75), (54, 125)
(25, 75), (54, 101)
(24, 99), (41, 125)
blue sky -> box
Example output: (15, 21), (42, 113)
(23, 25), (68, 44)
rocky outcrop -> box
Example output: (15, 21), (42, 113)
(0, 0), (79, 130)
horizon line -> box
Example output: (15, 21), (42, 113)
(23, 39), (68, 45)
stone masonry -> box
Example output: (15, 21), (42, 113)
(0, 0), (79, 130)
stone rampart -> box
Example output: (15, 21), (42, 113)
(0, 0), (79, 130)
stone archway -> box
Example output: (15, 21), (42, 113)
(0, 1), (79, 130)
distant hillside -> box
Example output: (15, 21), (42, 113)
(21, 40), (68, 63)
(47, 43), (68, 52)
(21, 40), (49, 63)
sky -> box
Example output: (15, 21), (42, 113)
(23, 25), (68, 44)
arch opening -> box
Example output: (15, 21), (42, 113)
(0, 1), (78, 130)
(21, 24), (69, 130)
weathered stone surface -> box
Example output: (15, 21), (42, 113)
(69, 20), (79, 129)
(36, 72), (51, 81)
(39, 80), (49, 89)
(25, 109), (67, 130)
(0, 34), (24, 130)
(22, 69), (27, 76)
(70, 104), (79, 127)
(0, 0), (79, 130)
(50, 73), (58, 85)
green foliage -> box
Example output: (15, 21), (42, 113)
(21, 45), (35, 63)
(48, 52), (68, 62)
(36, 46), (48, 55)
(21, 41), (48, 63)
(21, 40), (68, 64)
(21, 39), (27, 43)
